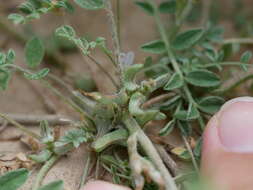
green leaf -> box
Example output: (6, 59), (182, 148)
(40, 120), (54, 144)
(6, 49), (15, 63)
(164, 73), (183, 91)
(158, 0), (176, 14)
(25, 37), (45, 68)
(0, 168), (29, 190)
(185, 70), (220, 87)
(198, 96), (225, 114)
(74, 0), (105, 10)
(56, 2), (75, 13)
(141, 40), (166, 54)
(19, 2), (35, 14)
(38, 180), (63, 190)
(0, 69), (11, 90)
(240, 51), (252, 63)
(187, 103), (199, 120)
(0, 53), (6, 65)
(159, 119), (176, 136)
(24, 68), (50, 80)
(135, 1), (154, 15)
(92, 129), (128, 152)
(55, 129), (88, 148)
(29, 150), (52, 163)
(8, 14), (25, 24)
(160, 95), (181, 111)
(193, 138), (202, 157)
(177, 120), (192, 136)
(123, 64), (144, 91)
(55, 25), (76, 39)
(176, 0), (187, 19)
(172, 28), (204, 50)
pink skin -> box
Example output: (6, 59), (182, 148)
(83, 97), (253, 190)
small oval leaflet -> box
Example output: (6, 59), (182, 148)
(172, 28), (204, 50)
(198, 96), (225, 114)
(141, 40), (166, 54)
(185, 70), (221, 87)
(0, 168), (29, 190)
(159, 119), (176, 136)
(135, 1), (154, 15)
(55, 25), (76, 39)
(74, 0), (105, 10)
(0, 69), (10, 90)
(159, 0), (176, 14)
(24, 68), (50, 80)
(25, 36), (45, 68)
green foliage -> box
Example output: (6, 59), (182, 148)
(55, 129), (89, 148)
(141, 40), (166, 54)
(5, 0), (253, 190)
(74, 0), (105, 10)
(164, 73), (184, 91)
(24, 68), (50, 80)
(0, 168), (29, 190)
(185, 70), (220, 87)
(172, 28), (204, 50)
(198, 96), (225, 114)
(25, 37), (45, 68)
(0, 69), (11, 90)
(37, 180), (63, 190)
(135, 1), (154, 15)
(158, 0), (176, 14)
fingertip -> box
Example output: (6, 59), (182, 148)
(82, 180), (131, 190)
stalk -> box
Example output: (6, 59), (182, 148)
(32, 155), (60, 190)
(123, 113), (177, 190)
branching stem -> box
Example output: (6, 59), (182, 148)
(32, 155), (60, 190)
(0, 113), (40, 140)
(123, 113), (177, 190)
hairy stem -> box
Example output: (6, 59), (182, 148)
(79, 152), (91, 190)
(32, 155), (60, 190)
(123, 113), (177, 190)
(0, 113), (73, 126)
(214, 74), (253, 95)
(148, 0), (204, 129)
(87, 55), (119, 89)
(0, 113), (40, 140)
(222, 38), (253, 45)
(182, 136), (199, 172)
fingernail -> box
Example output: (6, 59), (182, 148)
(217, 97), (253, 153)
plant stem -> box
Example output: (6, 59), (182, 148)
(116, 0), (121, 47)
(182, 136), (199, 172)
(201, 62), (250, 69)
(214, 73), (253, 95)
(222, 38), (253, 45)
(105, 0), (122, 87)
(142, 93), (175, 108)
(0, 113), (74, 126)
(155, 144), (178, 176)
(79, 152), (91, 190)
(148, 0), (204, 130)
(123, 113), (177, 190)
(32, 155), (60, 190)
(87, 55), (119, 89)
(200, 0), (211, 26)
(0, 15), (68, 70)
(105, 1), (121, 62)
(0, 113), (40, 140)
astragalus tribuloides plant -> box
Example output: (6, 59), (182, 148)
(0, 0), (252, 190)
